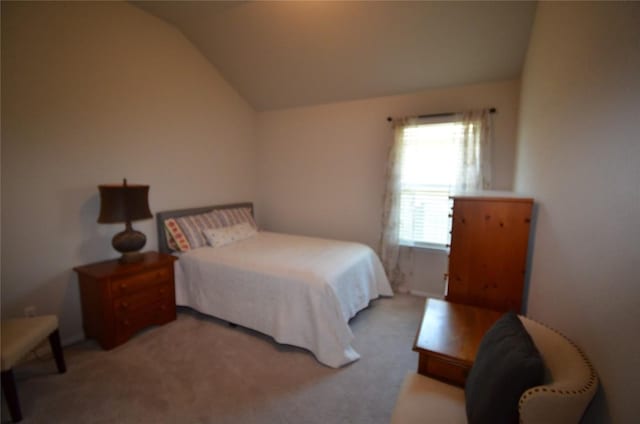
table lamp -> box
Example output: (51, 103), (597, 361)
(97, 178), (152, 263)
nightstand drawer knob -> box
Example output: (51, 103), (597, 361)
(122, 320), (130, 327)
(121, 302), (129, 309)
(120, 284), (127, 290)
(160, 288), (166, 294)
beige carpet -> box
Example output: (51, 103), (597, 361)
(2, 294), (425, 424)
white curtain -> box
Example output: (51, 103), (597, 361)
(379, 109), (493, 292)
(379, 118), (417, 292)
(453, 109), (493, 193)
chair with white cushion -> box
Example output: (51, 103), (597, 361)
(1, 315), (67, 422)
(391, 316), (598, 424)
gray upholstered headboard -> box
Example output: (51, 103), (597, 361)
(155, 202), (254, 254)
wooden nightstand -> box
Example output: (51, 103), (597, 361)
(74, 251), (178, 349)
(413, 298), (502, 386)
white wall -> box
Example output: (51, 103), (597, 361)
(515, 3), (639, 422)
(257, 80), (520, 296)
(0, 2), (257, 343)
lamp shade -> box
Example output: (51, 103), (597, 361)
(97, 180), (152, 223)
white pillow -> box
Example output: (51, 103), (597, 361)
(202, 222), (257, 248)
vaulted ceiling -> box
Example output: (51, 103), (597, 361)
(132, 1), (537, 111)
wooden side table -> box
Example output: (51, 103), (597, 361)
(413, 298), (502, 386)
(74, 251), (177, 349)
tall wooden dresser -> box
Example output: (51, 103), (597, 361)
(446, 195), (534, 312)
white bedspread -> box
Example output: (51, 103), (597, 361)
(174, 231), (393, 368)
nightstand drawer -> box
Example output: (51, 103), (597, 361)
(115, 298), (175, 342)
(114, 282), (173, 314)
(418, 355), (470, 386)
(110, 266), (171, 297)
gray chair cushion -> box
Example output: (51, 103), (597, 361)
(465, 311), (545, 424)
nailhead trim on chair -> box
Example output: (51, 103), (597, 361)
(517, 317), (598, 424)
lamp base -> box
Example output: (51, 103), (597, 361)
(119, 251), (144, 264)
(112, 226), (147, 264)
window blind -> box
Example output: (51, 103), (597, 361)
(398, 122), (462, 247)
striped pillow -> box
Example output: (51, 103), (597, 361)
(212, 207), (256, 229)
(174, 212), (226, 249)
(164, 218), (191, 252)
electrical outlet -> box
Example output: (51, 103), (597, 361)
(24, 306), (36, 317)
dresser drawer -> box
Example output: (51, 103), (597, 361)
(115, 297), (175, 343)
(110, 266), (171, 297)
(113, 282), (173, 315)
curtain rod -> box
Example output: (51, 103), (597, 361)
(386, 107), (496, 122)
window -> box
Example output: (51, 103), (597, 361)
(398, 120), (471, 248)
(379, 108), (491, 289)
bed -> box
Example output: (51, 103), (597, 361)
(156, 202), (393, 368)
